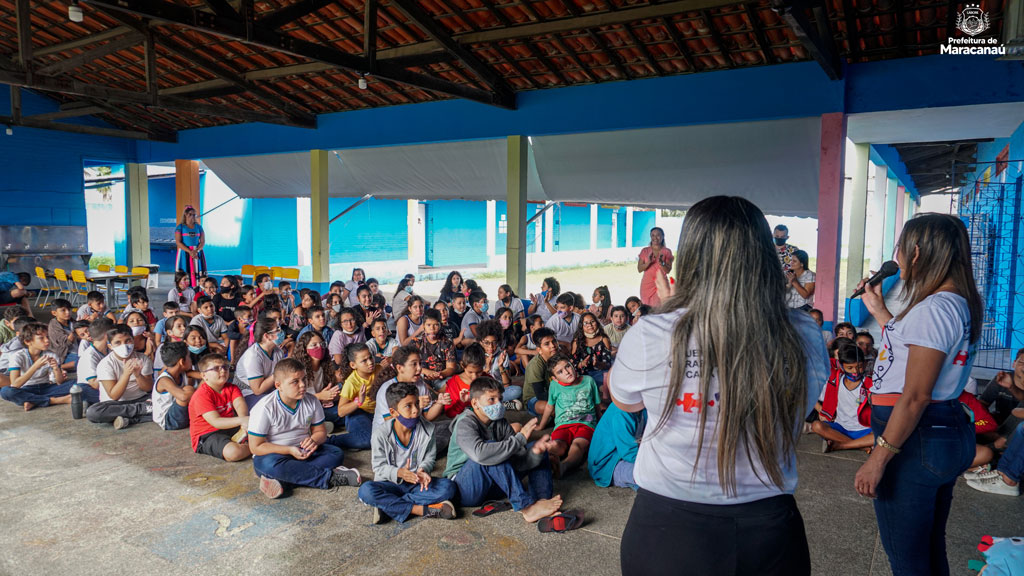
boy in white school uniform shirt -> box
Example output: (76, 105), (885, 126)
(85, 324), (154, 430)
(459, 291), (489, 345)
(544, 293), (581, 348)
(152, 342), (196, 431)
(76, 318), (114, 405)
(190, 296), (229, 353)
(248, 358), (362, 499)
(0, 317), (33, 388)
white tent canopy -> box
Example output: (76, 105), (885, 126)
(203, 117), (823, 216)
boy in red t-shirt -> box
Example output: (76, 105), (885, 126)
(188, 353), (251, 461)
(443, 344), (486, 419)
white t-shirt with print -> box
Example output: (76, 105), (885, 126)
(0, 339), (25, 373)
(234, 344), (285, 395)
(610, 308), (829, 504)
(871, 292), (974, 401)
(9, 349), (60, 386)
(190, 314), (227, 344)
(818, 377), (869, 433)
(248, 391), (325, 447)
(77, 344), (107, 386)
(96, 352), (154, 402)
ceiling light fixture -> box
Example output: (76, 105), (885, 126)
(358, 74), (368, 90)
(5, 125), (12, 136)
(69, 0), (83, 22)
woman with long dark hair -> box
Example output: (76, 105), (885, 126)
(610, 196), (829, 575)
(437, 271), (463, 305)
(854, 214), (982, 575)
(636, 226), (673, 307)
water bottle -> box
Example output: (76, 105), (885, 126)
(70, 384), (83, 419)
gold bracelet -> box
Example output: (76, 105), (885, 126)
(876, 435), (901, 454)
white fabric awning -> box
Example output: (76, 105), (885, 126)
(203, 117), (822, 217)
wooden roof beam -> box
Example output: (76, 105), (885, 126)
(772, 0), (841, 80)
(0, 113), (176, 141)
(35, 33), (144, 75)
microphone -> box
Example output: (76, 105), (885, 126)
(851, 260), (900, 298)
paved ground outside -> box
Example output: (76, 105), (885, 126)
(1, 398), (1021, 576)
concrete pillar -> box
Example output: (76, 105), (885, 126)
(814, 113), (847, 323)
(894, 185), (907, 243)
(506, 136), (528, 297)
(589, 204), (598, 251)
(534, 205), (543, 255)
(845, 143), (871, 296)
(611, 210), (618, 249)
(625, 207), (634, 248)
(310, 150), (330, 284)
(125, 163), (150, 268)
(870, 163), (888, 269)
(882, 175), (898, 260)
(486, 200), (497, 266)
(544, 205), (554, 252)
(175, 159), (201, 222)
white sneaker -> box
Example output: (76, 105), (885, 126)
(113, 416), (130, 430)
(963, 464), (993, 481)
(967, 473), (1020, 496)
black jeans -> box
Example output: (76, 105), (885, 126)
(621, 489), (810, 576)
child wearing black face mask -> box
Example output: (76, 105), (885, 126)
(811, 342), (873, 453)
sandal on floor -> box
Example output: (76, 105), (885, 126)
(473, 500), (513, 517)
(538, 509), (585, 533)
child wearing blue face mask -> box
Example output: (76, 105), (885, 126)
(358, 382), (457, 523)
(811, 342), (873, 453)
(459, 291), (489, 346)
(235, 316), (287, 410)
(444, 377), (570, 525)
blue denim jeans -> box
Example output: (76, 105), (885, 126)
(453, 445), (553, 511)
(326, 409), (372, 450)
(253, 444), (345, 489)
(1, 382), (75, 408)
(501, 385), (522, 402)
(357, 478), (456, 522)
(998, 422), (1024, 483)
(870, 400), (974, 576)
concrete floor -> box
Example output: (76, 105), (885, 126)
(1, 400), (1021, 576)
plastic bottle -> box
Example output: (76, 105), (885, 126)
(70, 384), (83, 419)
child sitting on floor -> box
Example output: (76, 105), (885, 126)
(86, 324), (154, 429)
(328, 308), (366, 365)
(603, 306), (630, 352)
(358, 381), (458, 523)
(538, 353), (601, 475)
(188, 353), (251, 462)
(76, 317), (113, 404)
(523, 327), (559, 417)
(588, 404), (646, 490)
(373, 345), (452, 454)
(73, 320), (91, 358)
(249, 358), (361, 499)
(153, 301), (181, 346)
(0, 316), (34, 388)
(544, 293), (580, 350)
(367, 318), (398, 364)
(443, 343), (486, 419)
(477, 319), (517, 407)
(811, 342), (873, 453)
(297, 305), (334, 345)
(444, 377), (565, 524)
(190, 296), (228, 354)
(434, 301), (460, 343)
(327, 342), (379, 451)
(413, 309), (457, 390)
(47, 299), (76, 371)
(120, 291), (157, 327)
(0, 322), (70, 411)
(76, 291), (116, 322)
(152, 342), (195, 431)
(514, 314), (545, 373)
(291, 331), (341, 427)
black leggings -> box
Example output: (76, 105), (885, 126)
(621, 489), (811, 576)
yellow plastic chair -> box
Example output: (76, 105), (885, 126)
(33, 266), (55, 307)
(70, 270), (90, 305)
(252, 266), (273, 281)
(240, 264), (255, 280)
(114, 265), (128, 273)
(97, 264), (111, 272)
(52, 269), (74, 302)
(130, 267), (150, 289)
(280, 267), (301, 289)
(271, 266), (286, 280)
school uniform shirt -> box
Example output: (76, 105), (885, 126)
(340, 370), (376, 414)
(785, 270), (816, 309)
(460, 309), (487, 339)
(77, 343), (107, 386)
(76, 304), (107, 321)
(818, 376), (869, 433)
(327, 330), (366, 358)
(372, 378), (433, 433)
(167, 287), (196, 307)
(77, 338), (90, 357)
(344, 281), (362, 307)
(190, 314), (228, 345)
(367, 337), (398, 362)
(610, 308), (829, 505)
(9, 349), (60, 386)
(535, 296), (556, 322)
(604, 323), (630, 348)
(549, 375), (600, 429)
(872, 292), (974, 401)
(502, 297), (525, 319)
(0, 338), (25, 373)
(234, 344), (286, 395)
(152, 370), (187, 430)
(544, 311), (581, 343)
(96, 352), (154, 402)
(188, 383), (243, 452)
(248, 391), (325, 447)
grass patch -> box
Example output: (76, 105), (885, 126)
(475, 260), (633, 279)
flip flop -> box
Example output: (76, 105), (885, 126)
(538, 509), (585, 533)
(473, 500), (512, 517)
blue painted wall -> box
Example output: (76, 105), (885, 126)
(0, 90), (135, 227)
(252, 198), (298, 267)
(632, 210), (656, 246)
(616, 207), (628, 248)
(596, 206), (614, 249)
(148, 176), (177, 271)
(494, 201), (541, 256)
(424, 200), (486, 266)
(329, 197), (408, 263)
(557, 205), (591, 251)
(201, 171), (252, 273)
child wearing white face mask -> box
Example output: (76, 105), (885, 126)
(235, 316), (287, 410)
(86, 324), (155, 429)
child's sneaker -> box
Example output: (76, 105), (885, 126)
(423, 500), (456, 520)
(371, 507), (385, 525)
(259, 476), (284, 499)
(967, 473), (1020, 497)
(329, 466), (361, 487)
(112, 416), (130, 430)
(142, 400), (154, 415)
(502, 399), (523, 412)
(963, 464), (992, 481)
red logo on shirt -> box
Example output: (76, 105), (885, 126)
(953, 350), (969, 366)
(675, 393), (718, 413)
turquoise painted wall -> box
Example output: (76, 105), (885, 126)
(424, 200), (487, 266)
(557, 205), (590, 251)
(328, 197), (408, 263)
(201, 171), (253, 273)
(631, 210), (656, 246)
(616, 207), (628, 248)
(494, 201), (541, 256)
(596, 206), (614, 249)
(252, 198), (297, 266)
